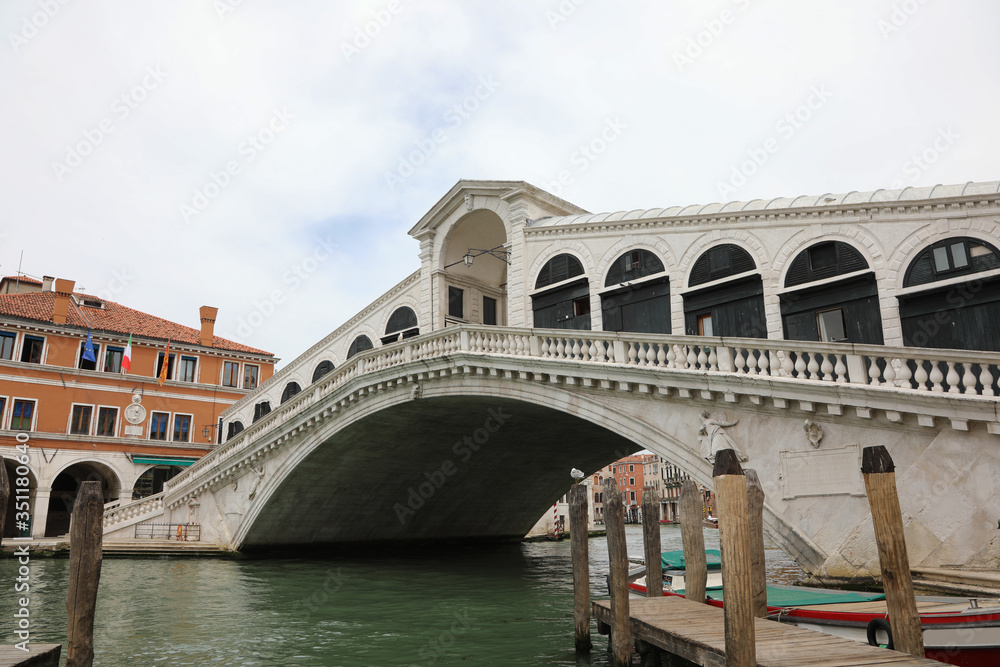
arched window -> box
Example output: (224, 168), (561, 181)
(312, 360), (335, 383)
(226, 421), (244, 440)
(605, 249), (665, 287)
(280, 382), (301, 404)
(900, 237), (1000, 350)
(780, 242), (882, 344)
(688, 244), (756, 287)
(532, 254), (590, 330)
(602, 249), (670, 334)
(784, 242), (869, 288)
(684, 244), (764, 338)
(252, 401), (271, 423)
(903, 237), (1000, 288)
(535, 254), (585, 289)
(382, 307), (419, 344)
(347, 335), (374, 359)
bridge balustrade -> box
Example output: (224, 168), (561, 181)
(139, 325), (1000, 512)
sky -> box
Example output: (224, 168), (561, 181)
(2, 0), (998, 368)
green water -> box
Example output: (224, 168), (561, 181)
(0, 525), (803, 666)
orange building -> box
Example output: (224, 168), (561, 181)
(0, 275), (276, 538)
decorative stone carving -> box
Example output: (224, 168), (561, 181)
(464, 193), (474, 210)
(411, 383), (422, 400)
(247, 466), (266, 501)
(803, 420), (823, 448)
(698, 410), (748, 462)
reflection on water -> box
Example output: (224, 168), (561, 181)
(0, 525), (803, 666)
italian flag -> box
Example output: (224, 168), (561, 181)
(122, 334), (132, 373)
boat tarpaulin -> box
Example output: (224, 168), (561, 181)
(707, 584), (886, 608)
(661, 549), (723, 571)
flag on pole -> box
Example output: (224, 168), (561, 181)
(158, 340), (170, 386)
(122, 334), (132, 373)
(82, 329), (96, 363)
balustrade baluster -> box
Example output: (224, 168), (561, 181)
(961, 363), (978, 395)
(946, 361), (961, 394)
(778, 351), (793, 377)
(819, 353), (833, 381)
(882, 358), (896, 386)
(867, 357), (882, 386)
(914, 359), (929, 391)
(541, 338), (550, 358)
(834, 355), (847, 384)
(572, 339), (582, 360)
(645, 344), (656, 367)
(806, 352), (820, 381)
(744, 349), (758, 376)
(666, 345), (677, 368)
(556, 338), (566, 359)
(699, 345), (709, 369)
(893, 357), (911, 389)
(686, 346), (697, 370)
(979, 365), (996, 396)
(757, 349), (770, 376)
(734, 348), (747, 374)
(697, 346), (708, 370)
(929, 361), (945, 392)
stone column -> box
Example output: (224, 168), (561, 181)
(31, 488), (51, 538)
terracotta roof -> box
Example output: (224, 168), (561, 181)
(1, 275), (43, 285)
(0, 291), (273, 356)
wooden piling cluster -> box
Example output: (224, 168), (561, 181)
(66, 481), (103, 667)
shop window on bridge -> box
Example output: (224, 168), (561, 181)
(382, 306), (419, 344)
(780, 241), (883, 344)
(602, 249), (670, 334)
(532, 254), (591, 330)
(227, 420), (244, 440)
(252, 401), (271, 423)
(346, 335), (373, 360)
(280, 381), (301, 404)
(312, 360), (335, 383)
(684, 244), (765, 338)
(900, 237), (1000, 351)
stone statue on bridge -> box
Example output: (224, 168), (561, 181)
(699, 410), (748, 462)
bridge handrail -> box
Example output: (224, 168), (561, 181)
(103, 492), (165, 527)
(164, 325), (1000, 497)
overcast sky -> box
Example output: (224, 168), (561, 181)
(2, 1), (997, 367)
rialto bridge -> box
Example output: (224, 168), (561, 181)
(103, 179), (1000, 583)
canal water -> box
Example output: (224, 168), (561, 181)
(1, 525), (803, 666)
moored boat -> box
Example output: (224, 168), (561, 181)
(627, 550), (1000, 667)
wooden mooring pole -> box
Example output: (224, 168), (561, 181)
(0, 461), (9, 548)
(745, 468), (768, 618)
(861, 445), (924, 658)
(641, 488), (663, 598)
(568, 482), (592, 654)
(679, 479), (706, 602)
(603, 478), (631, 667)
(714, 449), (756, 667)
(66, 481), (103, 667)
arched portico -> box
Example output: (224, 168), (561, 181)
(45, 460), (121, 537)
(436, 209), (508, 328)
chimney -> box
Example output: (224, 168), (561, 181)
(200, 306), (219, 347)
(52, 278), (75, 325)
(42, 276), (55, 292)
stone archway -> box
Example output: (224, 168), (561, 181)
(46, 460), (121, 537)
(438, 209), (508, 327)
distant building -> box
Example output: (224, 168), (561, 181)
(0, 275), (276, 538)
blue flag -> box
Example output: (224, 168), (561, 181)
(83, 329), (96, 363)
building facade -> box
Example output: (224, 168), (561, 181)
(0, 276), (275, 538)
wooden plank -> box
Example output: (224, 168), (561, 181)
(0, 644), (62, 667)
(745, 469), (768, 619)
(603, 478), (631, 667)
(593, 596), (950, 667)
(66, 481), (103, 667)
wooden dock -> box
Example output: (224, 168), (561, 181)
(592, 596), (949, 666)
(0, 644), (61, 667)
